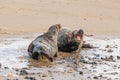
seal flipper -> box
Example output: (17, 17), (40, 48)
(42, 53), (53, 62)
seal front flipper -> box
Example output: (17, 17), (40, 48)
(42, 53), (54, 62)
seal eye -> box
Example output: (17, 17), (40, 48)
(78, 29), (84, 35)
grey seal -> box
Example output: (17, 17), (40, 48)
(28, 24), (61, 62)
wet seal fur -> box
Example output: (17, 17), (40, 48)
(28, 24), (61, 62)
(58, 27), (84, 53)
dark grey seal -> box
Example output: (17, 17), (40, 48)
(58, 28), (84, 53)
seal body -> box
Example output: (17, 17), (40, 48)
(28, 24), (61, 62)
(58, 28), (84, 53)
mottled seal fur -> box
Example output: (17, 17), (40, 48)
(28, 24), (61, 62)
(58, 27), (84, 53)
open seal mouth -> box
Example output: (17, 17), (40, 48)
(72, 29), (84, 41)
(76, 34), (83, 41)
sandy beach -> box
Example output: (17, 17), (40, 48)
(0, 0), (120, 35)
(0, 0), (120, 80)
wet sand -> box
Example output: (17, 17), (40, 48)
(0, 34), (120, 80)
(0, 0), (120, 35)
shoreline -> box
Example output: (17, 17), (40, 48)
(0, 32), (120, 40)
